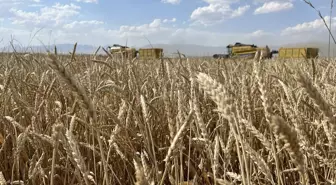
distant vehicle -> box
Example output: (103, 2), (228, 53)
(277, 47), (319, 59)
(107, 44), (138, 59)
(107, 44), (163, 60)
(213, 42), (278, 59)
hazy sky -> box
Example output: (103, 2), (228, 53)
(0, 0), (334, 47)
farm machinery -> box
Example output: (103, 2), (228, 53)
(213, 42), (279, 59)
(107, 44), (164, 60)
(107, 42), (319, 60)
(107, 44), (138, 58)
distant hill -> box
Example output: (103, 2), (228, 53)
(2, 42), (335, 57)
(0, 43), (228, 57)
(0, 43), (103, 54)
(138, 42), (336, 57)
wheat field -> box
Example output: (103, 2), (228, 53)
(0, 49), (335, 185)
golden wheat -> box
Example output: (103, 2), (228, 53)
(0, 50), (335, 185)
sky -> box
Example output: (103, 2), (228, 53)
(0, 0), (334, 48)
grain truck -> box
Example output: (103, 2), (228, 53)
(277, 47), (319, 59)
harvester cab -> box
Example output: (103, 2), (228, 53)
(107, 44), (129, 51)
(112, 44), (129, 48)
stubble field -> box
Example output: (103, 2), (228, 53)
(0, 51), (335, 185)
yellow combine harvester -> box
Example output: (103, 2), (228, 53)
(107, 44), (164, 60)
(213, 42), (278, 59)
(212, 42), (319, 60)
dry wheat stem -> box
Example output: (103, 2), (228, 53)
(160, 110), (194, 185)
(196, 72), (249, 185)
(271, 115), (308, 185)
(296, 70), (336, 149)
